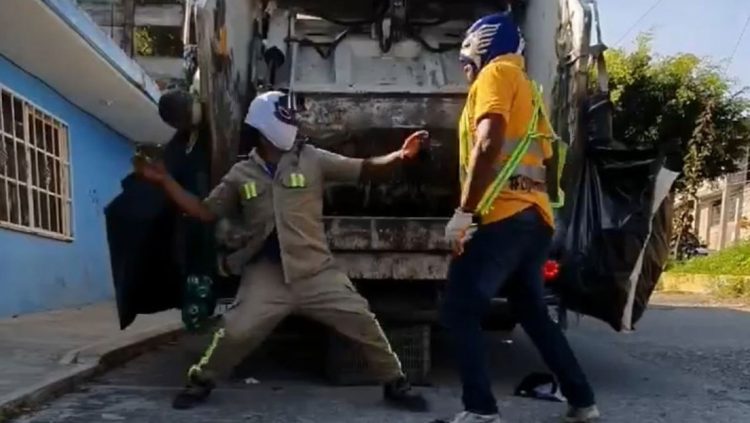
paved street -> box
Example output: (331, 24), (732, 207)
(12, 302), (750, 423)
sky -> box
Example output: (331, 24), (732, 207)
(597, 0), (750, 91)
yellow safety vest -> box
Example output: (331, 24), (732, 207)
(459, 79), (566, 216)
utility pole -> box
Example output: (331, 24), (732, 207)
(122, 0), (135, 57)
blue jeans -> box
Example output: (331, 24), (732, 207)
(441, 208), (595, 415)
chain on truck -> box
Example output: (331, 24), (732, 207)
(174, 0), (609, 381)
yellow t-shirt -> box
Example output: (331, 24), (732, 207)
(459, 54), (554, 227)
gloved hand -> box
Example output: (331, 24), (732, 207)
(399, 130), (429, 160)
(132, 153), (169, 185)
(445, 209), (477, 255)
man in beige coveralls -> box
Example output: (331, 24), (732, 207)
(134, 91), (429, 412)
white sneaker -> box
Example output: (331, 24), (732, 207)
(448, 411), (503, 423)
(564, 405), (600, 422)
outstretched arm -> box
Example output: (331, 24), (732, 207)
(133, 155), (218, 222)
(360, 151), (403, 182)
(316, 130), (428, 184)
(161, 177), (218, 222)
(360, 130), (428, 182)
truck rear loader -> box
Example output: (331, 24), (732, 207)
(108, 0), (620, 382)
(187, 0), (605, 327)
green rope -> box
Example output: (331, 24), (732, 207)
(188, 328), (226, 379)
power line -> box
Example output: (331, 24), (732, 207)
(727, 12), (750, 70)
(615, 0), (667, 47)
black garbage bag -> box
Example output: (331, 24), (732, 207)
(514, 372), (565, 403)
(106, 174), (181, 330)
(552, 141), (678, 331)
(105, 128), (222, 329)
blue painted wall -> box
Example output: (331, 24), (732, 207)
(0, 54), (133, 317)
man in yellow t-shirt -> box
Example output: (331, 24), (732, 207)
(440, 12), (599, 423)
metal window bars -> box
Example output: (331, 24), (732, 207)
(0, 86), (72, 241)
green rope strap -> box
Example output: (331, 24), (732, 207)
(188, 328), (226, 379)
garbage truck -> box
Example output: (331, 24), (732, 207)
(184, 0), (603, 326)
(107, 0), (677, 381)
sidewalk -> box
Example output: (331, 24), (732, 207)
(0, 302), (181, 419)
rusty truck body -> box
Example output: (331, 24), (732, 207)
(182, 0), (605, 328)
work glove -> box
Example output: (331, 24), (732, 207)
(400, 130), (429, 160)
(445, 209), (477, 255)
(132, 151), (169, 185)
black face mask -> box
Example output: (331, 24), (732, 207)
(158, 89), (199, 131)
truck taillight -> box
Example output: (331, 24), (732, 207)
(543, 260), (560, 282)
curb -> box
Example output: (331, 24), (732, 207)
(0, 364), (97, 423)
(0, 322), (183, 422)
(59, 321), (184, 365)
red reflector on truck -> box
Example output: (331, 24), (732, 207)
(543, 260), (560, 282)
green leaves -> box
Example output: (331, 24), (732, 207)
(597, 35), (750, 183)
(596, 36), (750, 255)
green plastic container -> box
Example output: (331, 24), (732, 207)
(182, 275), (215, 332)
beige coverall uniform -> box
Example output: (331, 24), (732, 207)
(188, 144), (403, 383)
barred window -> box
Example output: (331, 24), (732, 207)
(0, 86), (72, 240)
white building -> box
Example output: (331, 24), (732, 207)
(693, 169), (750, 250)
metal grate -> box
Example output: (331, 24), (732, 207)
(326, 324), (432, 386)
(0, 85), (72, 240)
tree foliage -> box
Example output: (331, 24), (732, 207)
(604, 35), (750, 184)
(601, 35), (750, 256)
(134, 26), (182, 57)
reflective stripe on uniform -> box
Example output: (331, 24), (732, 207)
(288, 172), (306, 188)
(296, 173), (306, 187)
(492, 161), (546, 182)
(460, 137), (547, 183)
(242, 181), (258, 199)
(499, 137), (545, 158)
(188, 328), (226, 379)
(497, 138), (547, 182)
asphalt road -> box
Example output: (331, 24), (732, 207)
(14, 301), (750, 423)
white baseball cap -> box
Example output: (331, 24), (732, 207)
(244, 91), (298, 151)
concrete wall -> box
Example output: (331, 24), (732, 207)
(0, 54), (133, 317)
